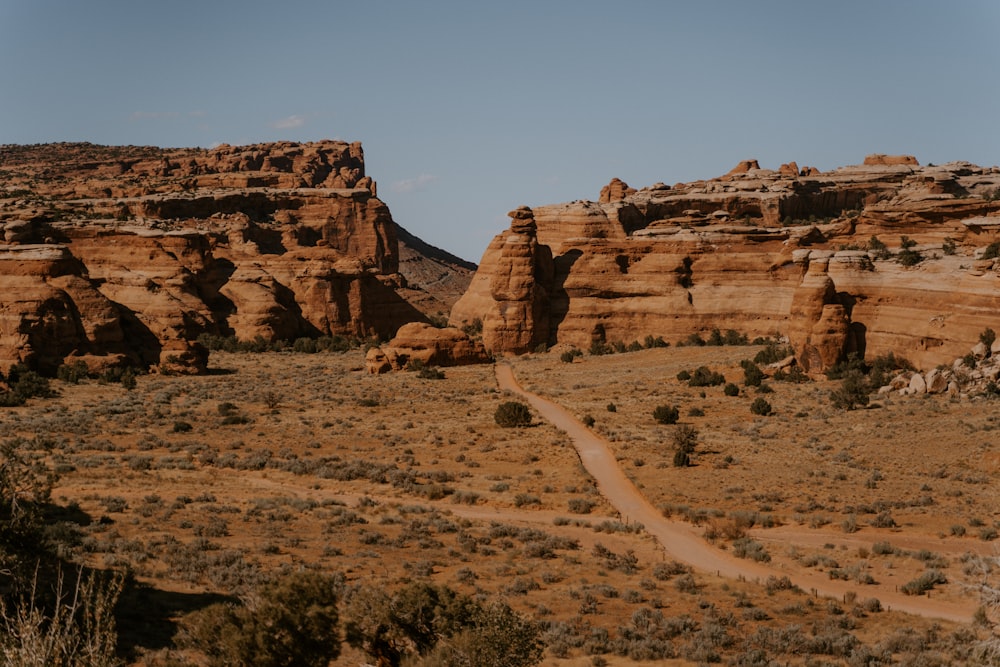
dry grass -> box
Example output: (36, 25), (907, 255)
(3, 346), (995, 664)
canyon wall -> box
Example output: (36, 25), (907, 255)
(0, 141), (472, 373)
(452, 157), (1000, 370)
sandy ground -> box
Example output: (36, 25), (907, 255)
(497, 362), (977, 623)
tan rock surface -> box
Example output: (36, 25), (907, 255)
(374, 322), (489, 371)
(453, 156), (1000, 370)
(0, 141), (468, 372)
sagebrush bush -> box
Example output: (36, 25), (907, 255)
(180, 571), (342, 666)
(750, 398), (772, 416)
(495, 401), (531, 427)
(652, 405), (679, 425)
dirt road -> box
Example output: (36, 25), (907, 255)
(495, 363), (976, 624)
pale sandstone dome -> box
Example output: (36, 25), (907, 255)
(451, 155), (1000, 372)
(0, 141), (472, 373)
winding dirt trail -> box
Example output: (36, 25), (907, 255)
(496, 363), (976, 624)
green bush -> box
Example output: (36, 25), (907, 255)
(687, 366), (725, 387)
(830, 371), (870, 410)
(723, 383), (739, 397)
(495, 401), (532, 428)
(652, 405), (679, 425)
(672, 425), (698, 468)
(753, 343), (793, 365)
(181, 571), (342, 666)
(982, 242), (1000, 260)
(740, 360), (764, 387)
(750, 398), (772, 416)
(676, 370), (691, 381)
(560, 349), (582, 363)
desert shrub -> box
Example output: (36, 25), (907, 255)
(723, 383), (739, 397)
(687, 366), (725, 387)
(687, 407), (705, 417)
(753, 343), (793, 365)
(560, 349), (582, 363)
(606, 403), (616, 412)
(652, 561), (691, 581)
(750, 398), (772, 416)
(867, 235), (890, 259)
(897, 247), (922, 266)
(582, 415), (595, 428)
(741, 360), (765, 387)
(830, 371), (870, 410)
(417, 599), (544, 667)
(652, 405), (679, 425)
(56, 360), (90, 384)
(568, 498), (595, 514)
(676, 370), (691, 381)
(417, 366), (446, 380)
(643, 335), (668, 348)
(982, 242), (1000, 260)
(495, 402), (531, 428)
(684, 333), (706, 347)
(901, 570), (946, 596)
(181, 571), (342, 666)
(172, 421), (193, 433)
(733, 538), (771, 563)
(0, 368), (56, 407)
(672, 425), (698, 468)
(514, 494), (541, 508)
(0, 569), (124, 667)
(981, 327), (997, 352)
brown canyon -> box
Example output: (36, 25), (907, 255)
(0, 141), (473, 373)
(2, 142), (1000, 376)
(452, 154), (1000, 371)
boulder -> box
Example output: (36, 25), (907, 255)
(908, 373), (927, 394)
(378, 323), (490, 370)
(365, 346), (392, 375)
(925, 368), (949, 394)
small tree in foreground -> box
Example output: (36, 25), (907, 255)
(180, 572), (342, 667)
(495, 401), (532, 427)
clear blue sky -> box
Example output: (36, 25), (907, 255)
(2, 1), (998, 262)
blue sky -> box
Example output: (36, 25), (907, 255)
(2, 1), (998, 262)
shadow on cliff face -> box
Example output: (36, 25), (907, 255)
(116, 305), (162, 367)
(547, 249), (583, 346)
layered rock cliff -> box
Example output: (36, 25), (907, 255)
(0, 141), (472, 373)
(451, 156), (1000, 370)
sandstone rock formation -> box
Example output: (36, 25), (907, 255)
(452, 156), (1000, 371)
(481, 207), (554, 355)
(366, 322), (489, 373)
(0, 141), (472, 373)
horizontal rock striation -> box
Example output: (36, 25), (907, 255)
(0, 141), (471, 373)
(452, 156), (1000, 370)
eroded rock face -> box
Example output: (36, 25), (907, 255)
(367, 322), (489, 373)
(452, 156), (1000, 371)
(478, 207), (555, 355)
(0, 141), (470, 372)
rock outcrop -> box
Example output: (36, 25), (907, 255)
(452, 156), (1000, 371)
(366, 322), (489, 373)
(0, 141), (472, 373)
(481, 207), (554, 355)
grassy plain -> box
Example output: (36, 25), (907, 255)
(9, 344), (1000, 664)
